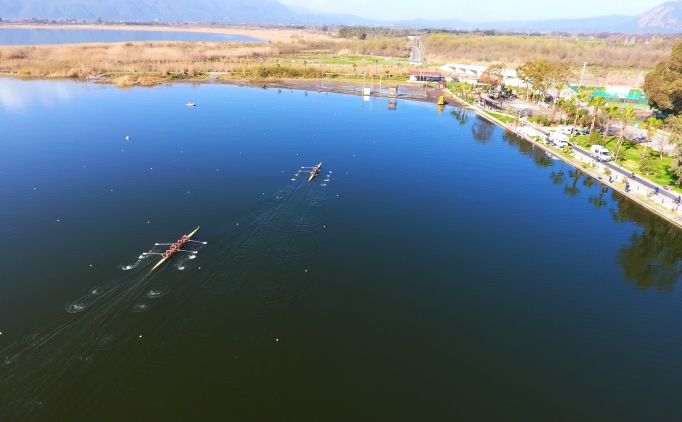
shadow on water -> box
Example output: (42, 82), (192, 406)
(504, 130), (682, 294)
(450, 108), (472, 125)
(0, 175), (327, 419)
(610, 195), (682, 293)
(471, 116), (495, 144)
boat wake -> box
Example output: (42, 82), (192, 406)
(0, 173), (327, 419)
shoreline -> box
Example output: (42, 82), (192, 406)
(460, 93), (682, 230)
(1, 69), (673, 227)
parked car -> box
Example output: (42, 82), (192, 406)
(631, 135), (646, 143)
(557, 126), (574, 135)
(590, 145), (612, 162)
(549, 132), (570, 148)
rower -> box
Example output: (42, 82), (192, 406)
(182, 235), (189, 241)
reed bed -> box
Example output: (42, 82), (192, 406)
(0, 31), (672, 87)
(0, 39), (410, 84)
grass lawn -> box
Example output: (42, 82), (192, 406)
(483, 110), (516, 124)
(571, 135), (679, 189)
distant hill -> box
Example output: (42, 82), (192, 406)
(636, 0), (682, 32)
(2, 0), (682, 33)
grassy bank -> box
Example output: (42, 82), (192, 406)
(571, 135), (678, 188)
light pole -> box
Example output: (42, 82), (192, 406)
(579, 62), (587, 87)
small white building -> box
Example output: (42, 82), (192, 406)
(439, 63), (524, 88)
(605, 81), (631, 98)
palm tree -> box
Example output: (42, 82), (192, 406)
(642, 116), (662, 157)
(552, 82), (565, 114)
(603, 104), (620, 139)
(555, 97), (566, 124)
(614, 106), (636, 163)
(563, 97), (576, 126)
(589, 96), (606, 134)
(571, 91), (588, 135)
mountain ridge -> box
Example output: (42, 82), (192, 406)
(0, 0), (681, 33)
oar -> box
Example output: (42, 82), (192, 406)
(155, 241), (207, 245)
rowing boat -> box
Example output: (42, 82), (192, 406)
(309, 162), (322, 182)
(151, 226), (200, 271)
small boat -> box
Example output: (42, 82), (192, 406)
(151, 227), (201, 271)
(186, 102), (196, 107)
(309, 162), (322, 182)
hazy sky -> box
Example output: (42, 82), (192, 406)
(279, 0), (664, 22)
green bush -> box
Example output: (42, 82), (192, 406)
(529, 115), (550, 125)
(588, 131), (605, 146)
(639, 156), (656, 175)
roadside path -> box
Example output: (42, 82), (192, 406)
(443, 88), (682, 228)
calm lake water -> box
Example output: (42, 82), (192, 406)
(0, 28), (261, 45)
(1, 78), (682, 420)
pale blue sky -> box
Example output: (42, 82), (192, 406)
(279, 0), (664, 22)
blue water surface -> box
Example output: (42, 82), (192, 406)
(0, 27), (262, 45)
(0, 78), (681, 420)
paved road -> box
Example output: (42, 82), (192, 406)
(526, 122), (680, 203)
(409, 46), (422, 63)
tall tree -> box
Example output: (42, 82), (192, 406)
(642, 116), (662, 157)
(555, 97), (566, 123)
(589, 96), (606, 134)
(552, 82), (565, 121)
(480, 63), (506, 92)
(665, 115), (682, 186)
(614, 106), (636, 162)
(643, 41), (682, 114)
(603, 103), (620, 139)
(572, 91), (588, 135)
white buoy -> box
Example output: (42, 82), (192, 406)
(126, 136), (130, 140)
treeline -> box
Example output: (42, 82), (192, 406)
(338, 26), (411, 40)
(422, 33), (677, 68)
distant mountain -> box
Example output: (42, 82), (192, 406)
(636, 1), (682, 32)
(1, 0), (682, 34)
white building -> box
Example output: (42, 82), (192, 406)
(605, 81), (631, 98)
(439, 63), (525, 88)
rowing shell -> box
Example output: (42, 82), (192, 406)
(309, 162), (322, 182)
(152, 226), (200, 271)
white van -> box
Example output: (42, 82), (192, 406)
(557, 126), (574, 135)
(549, 132), (570, 148)
(590, 145), (612, 162)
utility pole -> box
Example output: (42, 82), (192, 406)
(579, 62), (587, 87)
(635, 71), (644, 89)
